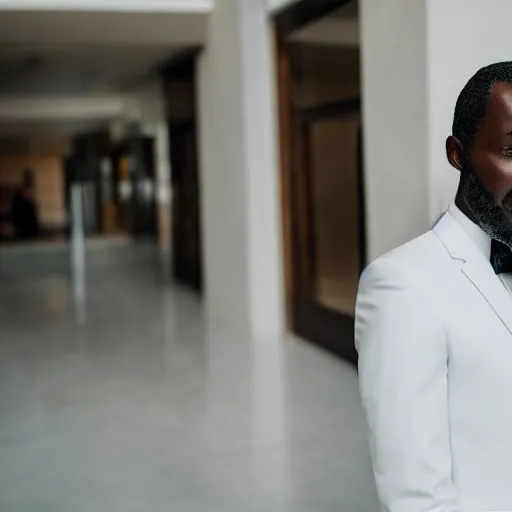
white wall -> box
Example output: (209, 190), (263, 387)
(267, 0), (296, 14)
(240, 0), (284, 339)
(361, 0), (512, 261)
(360, 0), (429, 261)
(198, 0), (249, 334)
(198, 0), (284, 339)
(427, 0), (512, 223)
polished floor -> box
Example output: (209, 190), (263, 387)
(0, 241), (379, 512)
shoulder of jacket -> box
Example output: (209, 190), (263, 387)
(362, 230), (439, 279)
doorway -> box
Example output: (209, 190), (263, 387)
(162, 50), (203, 293)
(275, 0), (364, 362)
(169, 120), (201, 291)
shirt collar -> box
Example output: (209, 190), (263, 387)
(447, 203), (492, 260)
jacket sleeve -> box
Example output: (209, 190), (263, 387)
(355, 257), (460, 512)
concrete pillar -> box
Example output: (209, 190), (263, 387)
(134, 81), (173, 270)
(154, 120), (172, 270)
(360, 0), (429, 261)
(361, 0), (512, 261)
(197, 0), (284, 339)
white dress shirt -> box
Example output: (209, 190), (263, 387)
(448, 202), (512, 296)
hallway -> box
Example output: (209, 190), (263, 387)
(0, 245), (378, 512)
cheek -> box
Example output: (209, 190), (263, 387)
(473, 153), (512, 203)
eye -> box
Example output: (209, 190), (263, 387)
(502, 147), (512, 157)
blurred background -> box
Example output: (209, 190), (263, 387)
(0, 0), (504, 510)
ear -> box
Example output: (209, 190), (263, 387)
(446, 136), (465, 171)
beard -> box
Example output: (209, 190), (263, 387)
(461, 165), (512, 247)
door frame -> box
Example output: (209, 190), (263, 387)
(273, 2), (366, 363)
(293, 97), (364, 284)
(275, 0), (354, 36)
(292, 100), (364, 363)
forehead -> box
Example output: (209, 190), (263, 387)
(480, 81), (512, 134)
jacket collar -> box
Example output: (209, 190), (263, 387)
(433, 209), (487, 264)
(434, 210), (512, 336)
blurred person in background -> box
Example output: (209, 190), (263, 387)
(356, 62), (512, 512)
(12, 169), (39, 240)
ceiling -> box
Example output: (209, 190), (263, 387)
(0, 10), (208, 46)
(0, 119), (109, 137)
(0, 8), (206, 97)
(0, 8), (206, 143)
(0, 43), (174, 143)
(0, 44), (179, 96)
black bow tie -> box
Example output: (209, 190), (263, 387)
(491, 239), (512, 274)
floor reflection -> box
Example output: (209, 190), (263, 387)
(0, 242), (378, 512)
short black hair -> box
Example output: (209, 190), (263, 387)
(453, 61), (512, 150)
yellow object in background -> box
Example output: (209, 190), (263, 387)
(119, 156), (129, 180)
(102, 202), (118, 234)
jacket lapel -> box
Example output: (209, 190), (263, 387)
(433, 212), (512, 336)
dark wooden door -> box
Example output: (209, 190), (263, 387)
(170, 122), (202, 291)
(289, 106), (364, 363)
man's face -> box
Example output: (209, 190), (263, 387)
(462, 82), (512, 245)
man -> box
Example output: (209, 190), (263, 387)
(11, 171), (39, 240)
(356, 62), (512, 512)
(12, 183), (39, 240)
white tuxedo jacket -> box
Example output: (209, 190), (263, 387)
(356, 210), (512, 512)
